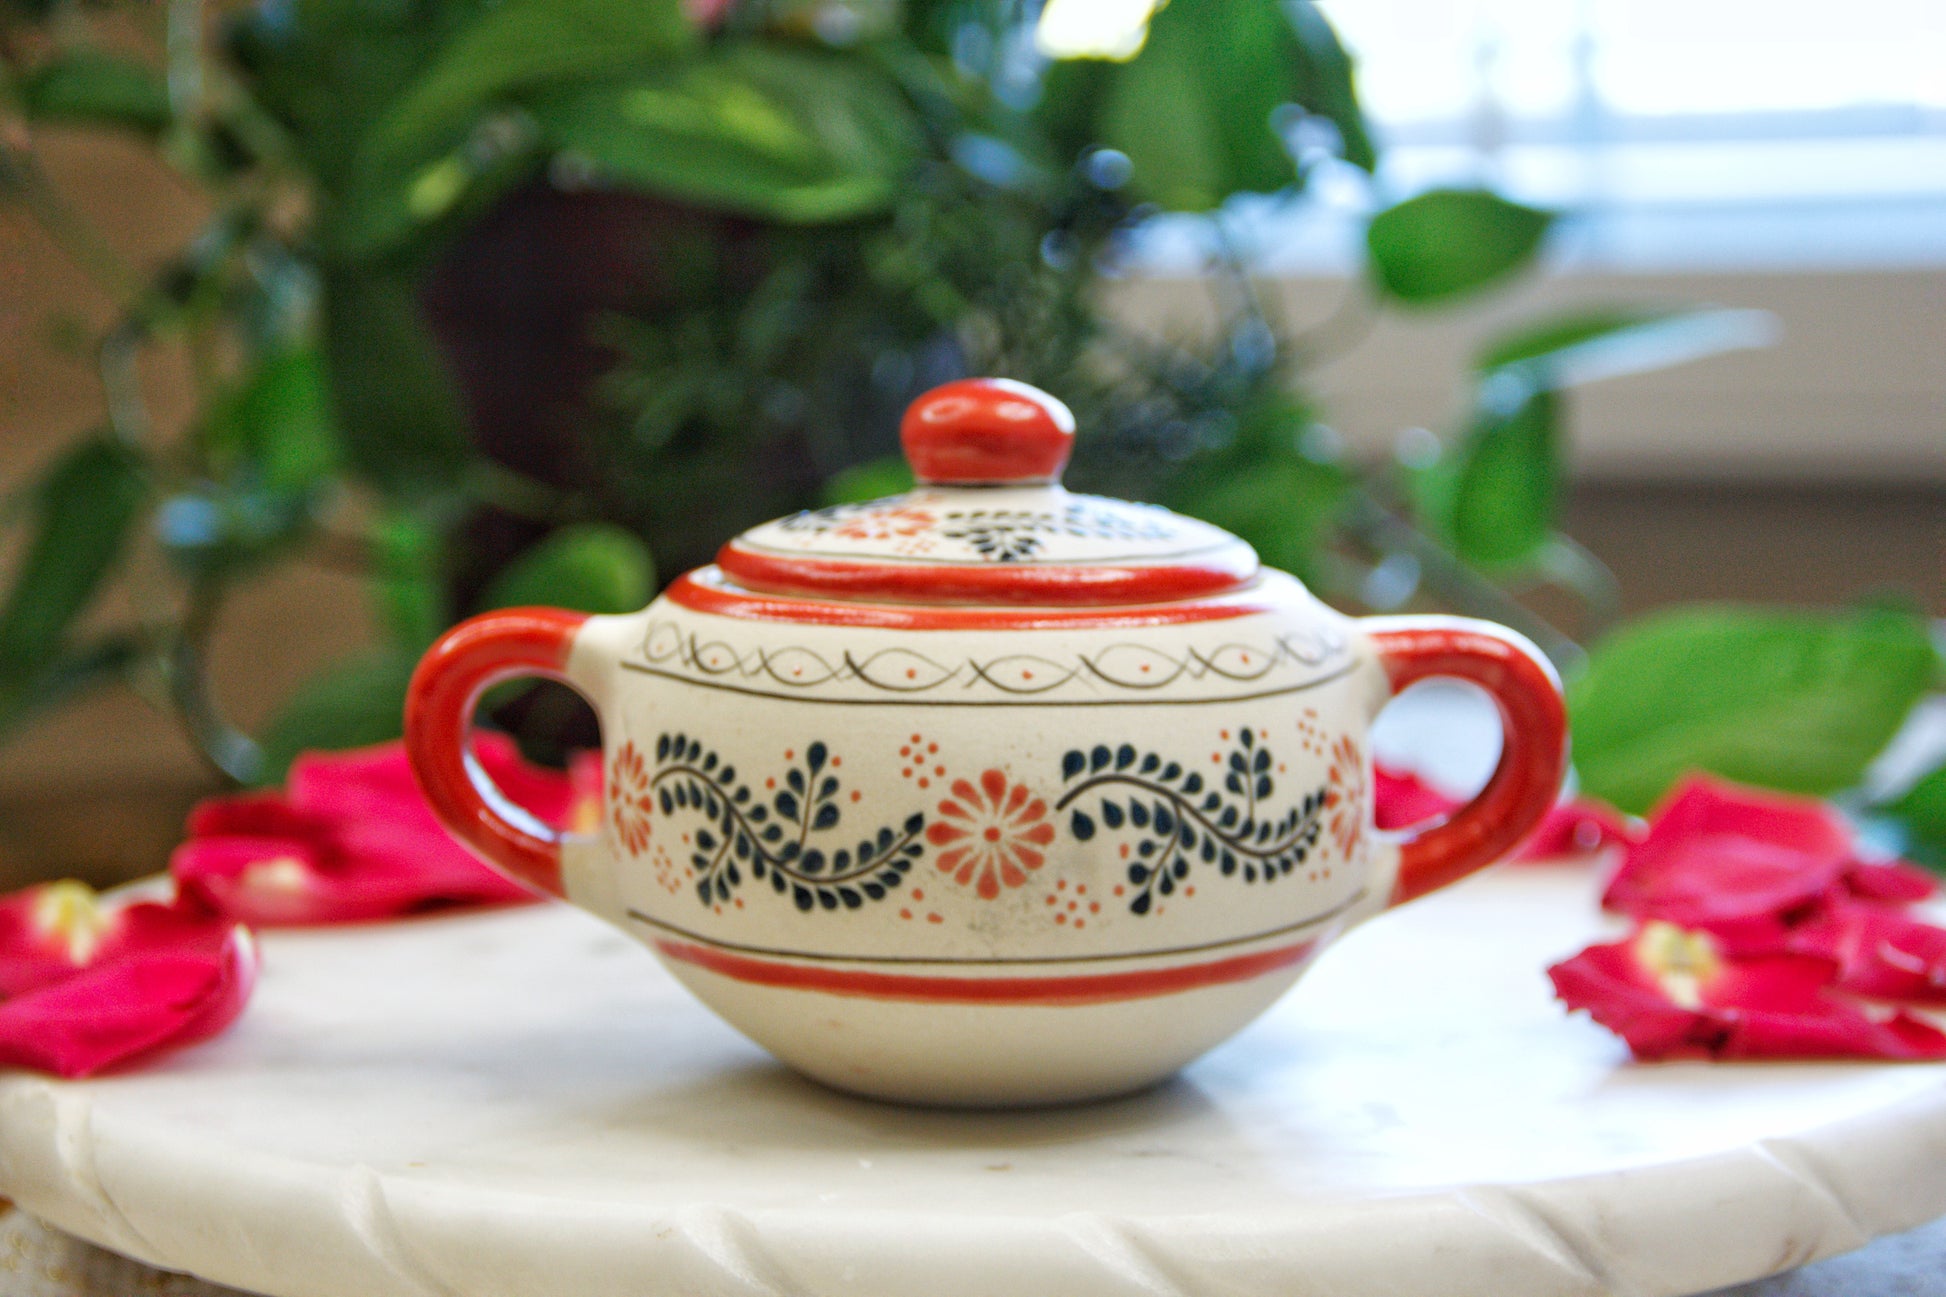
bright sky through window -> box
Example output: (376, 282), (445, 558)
(1317, 0), (1946, 121)
(1034, 0), (1160, 60)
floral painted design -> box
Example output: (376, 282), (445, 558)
(647, 734), (925, 912)
(830, 506), (937, 544)
(926, 770), (1057, 900)
(1324, 734), (1367, 861)
(610, 740), (655, 856)
(937, 502), (1175, 562)
(1057, 727), (1328, 916)
(772, 496), (1178, 562)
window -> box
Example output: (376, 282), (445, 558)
(1276, 0), (1946, 271)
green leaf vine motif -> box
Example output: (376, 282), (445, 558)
(1056, 729), (1328, 915)
(650, 734), (924, 912)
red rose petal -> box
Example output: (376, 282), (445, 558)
(1842, 859), (1938, 906)
(0, 931), (256, 1078)
(0, 882), (257, 1079)
(1550, 924), (1946, 1063)
(170, 736), (592, 927)
(0, 887), (229, 998)
(1520, 799), (1641, 861)
(1602, 775), (1854, 928)
(1373, 762), (1636, 860)
(1373, 764), (1458, 832)
(1787, 903), (1946, 1003)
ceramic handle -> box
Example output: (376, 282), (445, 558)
(1362, 617), (1568, 906)
(404, 607), (592, 898)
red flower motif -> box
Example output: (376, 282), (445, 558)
(1323, 734), (1367, 859)
(1373, 761), (1640, 861)
(1549, 920), (1946, 1062)
(171, 735), (596, 926)
(831, 506), (936, 543)
(925, 770), (1056, 899)
(0, 881), (256, 1077)
(610, 740), (654, 856)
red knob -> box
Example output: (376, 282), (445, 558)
(901, 379), (1075, 486)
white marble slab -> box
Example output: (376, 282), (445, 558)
(2, 857), (1944, 1297)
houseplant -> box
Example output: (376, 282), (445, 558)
(0, 0), (1937, 853)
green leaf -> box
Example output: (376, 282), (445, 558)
(1569, 606), (1938, 815)
(17, 51), (170, 134)
(1476, 307), (1777, 385)
(1366, 188), (1554, 305)
(1034, 56), (1118, 166)
(821, 457), (915, 506)
(256, 651), (418, 784)
(319, 271), (474, 498)
(202, 347), (341, 495)
(0, 438), (146, 681)
(1413, 381), (1560, 571)
(324, 0), (694, 254)
(228, 0), (496, 191)
(368, 510), (448, 652)
(1093, 0), (1308, 210)
(360, 0), (694, 172)
(0, 635), (142, 740)
(528, 45), (924, 222)
(1881, 762), (1946, 872)
(1285, 0), (1376, 172)
(480, 523), (654, 615)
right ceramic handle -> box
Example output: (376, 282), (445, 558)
(1362, 616), (1569, 906)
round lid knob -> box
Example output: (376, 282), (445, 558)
(900, 379), (1075, 486)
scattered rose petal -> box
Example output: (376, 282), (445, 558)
(1521, 798), (1642, 861)
(1373, 761), (1638, 860)
(1841, 859), (1937, 906)
(1601, 775), (1856, 940)
(1373, 764), (1459, 832)
(172, 735), (596, 926)
(1601, 776), (1937, 949)
(1548, 920), (1946, 1062)
(0, 881), (256, 1078)
(1785, 903), (1946, 1004)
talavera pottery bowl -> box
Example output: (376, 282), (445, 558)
(406, 378), (1566, 1107)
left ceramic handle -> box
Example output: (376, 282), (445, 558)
(405, 607), (592, 898)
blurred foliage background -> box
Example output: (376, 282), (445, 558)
(0, 0), (1939, 864)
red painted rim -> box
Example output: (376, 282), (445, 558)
(655, 936), (1321, 1005)
(404, 607), (590, 897)
(1365, 618), (1568, 906)
(714, 542), (1258, 607)
(667, 569), (1292, 629)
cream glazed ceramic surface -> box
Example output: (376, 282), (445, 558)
(406, 378), (1569, 1106)
(558, 576), (1385, 1105)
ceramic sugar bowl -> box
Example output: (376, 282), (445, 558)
(406, 379), (1567, 1107)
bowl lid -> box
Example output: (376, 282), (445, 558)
(715, 379), (1259, 606)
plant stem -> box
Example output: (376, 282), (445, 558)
(168, 576), (265, 785)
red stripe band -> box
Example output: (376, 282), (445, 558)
(653, 937), (1322, 1006)
(665, 570), (1283, 630)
